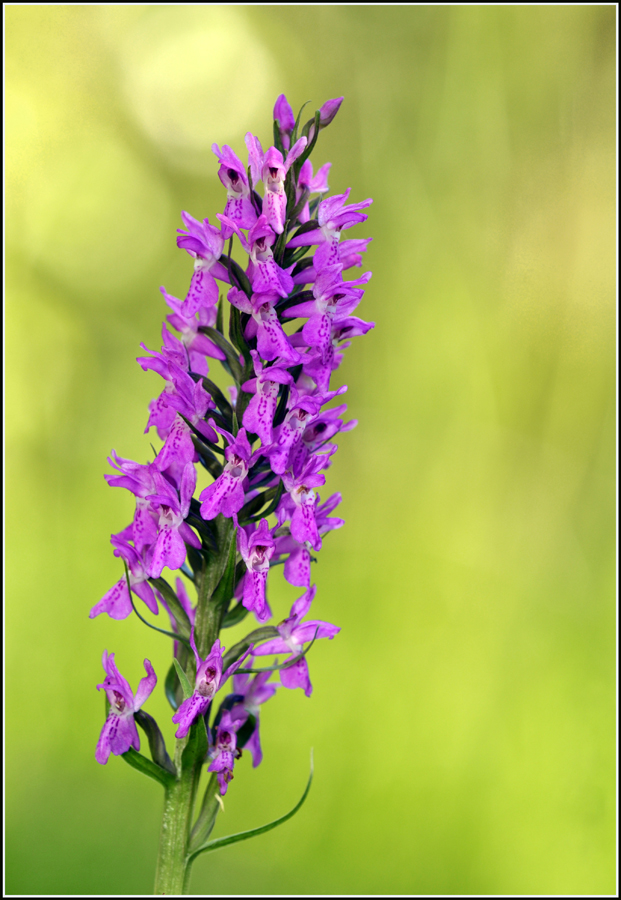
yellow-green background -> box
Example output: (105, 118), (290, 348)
(5, 6), (616, 896)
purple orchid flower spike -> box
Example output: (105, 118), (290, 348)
(241, 350), (293, 446)
(199, 426), (255, 520)
(228, 288), (301, 366)
(208, 710), (240, 794)
(212, 143), (258, 236)
(175, 212), (229, 316)
(273, 93), (295, 150)
(260, 139), (307, 234)
(236, 517), (275, 623)
(96, 653), (157, 764)
(253, 586), (339, 696)
(172, 635), (252, 739)
(147, 462), (201, 578)
(90, 531), (160, 620)
(231, 663), (277, 767)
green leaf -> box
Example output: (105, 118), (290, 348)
(295, 110), (321, 175)
(221, 626), (280, 670)
(149, 577), (192, 639)
(229, 305), (252, 365)
(235, 626), (319, 674)
(243, 481), (284, 524)
(134, 710), (176, 776)
(173, 657), (193, 701)
(272, 118), (285, 155)
(221, 601), (250, 629)
(189, 753), (314, 860)
(209, 527), (238, 617)
(181, 712), (208, 772)
(198, 327), (243, 384)
(201, 377), (233, 418)
(291, 100), (310, 144)
(121, 747), (175, 789)
(165, 661), (181, 711)
(216, 295), (224, 334)
(235, 713), (257, 750)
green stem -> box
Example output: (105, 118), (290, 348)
(153, 752), (200, 894)
(154, 519), (234, 893)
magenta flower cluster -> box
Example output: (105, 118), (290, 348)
(92, 94), (373, 798)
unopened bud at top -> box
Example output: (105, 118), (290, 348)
(319, 97), (343, 127)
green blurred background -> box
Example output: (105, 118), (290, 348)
(5, 6), (616, 895)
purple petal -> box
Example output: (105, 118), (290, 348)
(280, 656), (312, 696)
(171, 691), (210, 739)
(89, 578), (133, 620)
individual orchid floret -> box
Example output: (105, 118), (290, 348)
(259, 139), (307, 234)
(172, 635), (251, 739)
(199, 426), (255, 520)
(228, 288), (301, 366)
(236, 518), (275, 623)
(147, 462), (201, 578)
(292, 237), (372, 286)
(306, 96), (344, 143)
(96, 653), (157, 764)
(162, 288), (226, 377)
(280, 453), (327, 550)
(284, 264), (372, 358)
(175, 212), (229, 316)
(301, 316), (375, 391)
(231, 664), (277, 767)
(211, 144), (258, 236)
(218, 213), (293, 297)
(105, 452), (165, 500)
(241, 351), (293, 446)
(142, 355), (217, 445)
(207, 710), (240, 794)
(287, 189), (373, 270)
(253, 586), (339, 696)
(273, 94), (295, 150)
(296, 159), (331, 223)
(266, 384), (344, 475)
(274, 492), (345, 588)
(89, 531), (160, 620)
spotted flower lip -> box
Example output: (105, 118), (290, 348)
(171, 634), (252, 739)
(236, 518), (275, 623)
(95, 653), (157, 764)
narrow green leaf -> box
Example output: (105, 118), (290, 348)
(149, 577), (192, 639)
(134, 710), (176, 776)
(216, 295), (224, 334)
(181, 712), (208, 771)
(121, 747), (175, 789)
(189, 754), (314, 860)
(295, 110), (321, 175)
(165, 661), (181, 711)
(198, 327), (243, 383)
(221, 601), (250, 629)
(210, 528), (238, 618)
(291, 100), (310, 144)
(173, 657), (193, 701)
(201, 377), (233, 418)
(236, 626), (319, 674)
(244, 481), (284, 524)
(221, 626), (280, 670)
